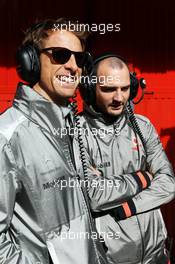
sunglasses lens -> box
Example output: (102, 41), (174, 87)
(75, 53), (86, 68)
(52, 49), (71, 64)
(51, 48), (86, 68)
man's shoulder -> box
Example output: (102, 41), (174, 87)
(134, 114), (157, 137)
(134, 114), (152, 126)
(0, 106), (27, 141)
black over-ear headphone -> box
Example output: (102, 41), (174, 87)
(80, 53), (145, 106)
(16, 22), (48, 85)
(16, 44), (41, 85)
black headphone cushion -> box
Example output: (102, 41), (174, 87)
(16, 44), (40, 85)
(79, 73), (96, 105)
(130, 73), (139, 100)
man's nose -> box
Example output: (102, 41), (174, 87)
(113, 90), (122, 101)
(64, 54), (78, 73)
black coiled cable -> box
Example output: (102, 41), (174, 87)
(71, 96), (106, 261)
(72, 94), (89, 190)
(126, 102), (147, 153)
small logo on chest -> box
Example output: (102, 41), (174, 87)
(132, 137), (142, 151)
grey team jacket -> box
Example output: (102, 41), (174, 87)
(0, 84), (156, 263)
(76, 104), (175, 264)
(0, 84), (111, 264)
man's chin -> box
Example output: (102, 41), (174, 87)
(107, 108), (123, 116)
(55, 87), (77, 98)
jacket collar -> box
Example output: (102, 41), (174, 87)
(13, 83), (72, 135)
(82, 103), (128, 136)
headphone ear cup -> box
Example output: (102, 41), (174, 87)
(79, 74), (96, 105)
(16, 44), (40, 85)
(129, 73), (139, 100)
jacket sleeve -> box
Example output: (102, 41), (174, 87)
(0, 135), (21, 263)
(73, 136), (151, 212)
(87, 169), (152, 211)
(110, 118), (175, 220)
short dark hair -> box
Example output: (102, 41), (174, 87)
(23, 18), (90, 50)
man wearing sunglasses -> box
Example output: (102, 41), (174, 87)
(0, 18), (108, 264)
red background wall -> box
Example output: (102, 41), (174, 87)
(1, 0), (175, 258)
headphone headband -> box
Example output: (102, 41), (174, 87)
(94, 53), (127, 65)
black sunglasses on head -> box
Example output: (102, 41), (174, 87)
(41, 47), (89, 68)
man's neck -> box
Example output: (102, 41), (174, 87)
(33, 83), (70, 107)
(93, 104), (123, 123)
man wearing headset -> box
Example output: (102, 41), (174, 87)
(0, 18), (112, 264)
(78, 54), (175, 263)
